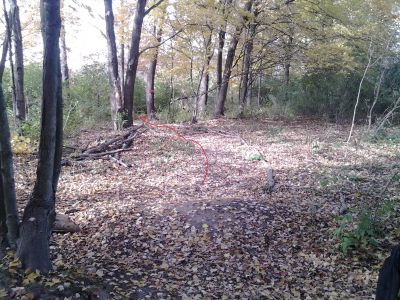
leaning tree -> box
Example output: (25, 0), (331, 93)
(16, 0), (63, 272)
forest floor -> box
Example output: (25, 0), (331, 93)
(1, 118), (400, 299)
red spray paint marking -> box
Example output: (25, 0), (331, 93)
(139, 115), (209, 185)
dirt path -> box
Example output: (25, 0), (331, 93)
(3, 119), (400, 299)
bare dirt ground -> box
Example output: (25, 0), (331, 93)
(2, 118), (400, 299)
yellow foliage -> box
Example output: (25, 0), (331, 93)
(11, 133), (34, 155)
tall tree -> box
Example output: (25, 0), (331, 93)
(0, 2), (18, 252)
(8, 0), (25, 123)
(17, 0), (63, 272)
(216, 0), (233, 98)
(197, 29), (213, 119)
(0, 86), (19, 250)
(145, 9), (166, 120)
(123, 0), (164, 127)
(104, 0), (123, 130)
(60, 0), (69, 88)
(214, 0), (253, 118)
(122, 0), (146, 127)
(145, 25), (162, 119)
(239, 3), (259, 118)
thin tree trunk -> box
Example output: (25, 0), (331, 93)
(60, 20), (69, 88)
(257, 73), (261, 108)
(347, 44), (373, 143)
(9, 0), (25, 122)
(198, 33), (213, 119)
(146, 24), (163, 119)
(0, 36), (8, 81)
(123, 0), (146, 127)
(368, 68), (386, 129)
(239, 9), (257, 118)
(216, 0), (232, 98)
(17, 0), (63, 273)
(3, 3), (17, 128)
(0, 85), (19, 249)
(214, 0), (253, 118)
(104, 0), (123, 130)
(120, 44), (125, 89)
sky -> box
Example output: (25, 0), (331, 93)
(20, 0), (109, 71)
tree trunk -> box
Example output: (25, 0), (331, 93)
(3, 4), (17, 127)
(239, 9), (257, 118)
(145, 24), (162, 120)
(123, 0), (146, 127)
(120, 44), (125, 89)
(0, 32), (9, 81)
(198, 33), (213, 119)
(17, 0), (63, 273)
(9, 0), (25, 122)
(0, 85), (19, 249)
(104, 0), (123, 130)
(216, 0), (232, 98)
(60, 19), (69, 88)
(214, 0), (253, 118)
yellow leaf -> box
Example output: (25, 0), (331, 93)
(9, 259), (21, 268)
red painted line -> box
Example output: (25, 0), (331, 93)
(139, 115), (209, 185)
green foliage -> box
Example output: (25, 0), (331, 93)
(66, 62), (110, 133)
(363, 127), (400, 145)
(335, 199), (398, 254)
(133, 78), (146, 115)
(247, 153), (264, 161)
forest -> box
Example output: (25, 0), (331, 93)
(0, 0), (399, 299)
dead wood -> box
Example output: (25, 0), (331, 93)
(53, 214), (80, 233)
(72, 125), (143, 161)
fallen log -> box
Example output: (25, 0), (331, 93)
(376, 244), (400, 300)
(53, 214), (80, 233)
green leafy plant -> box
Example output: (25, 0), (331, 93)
(335, 199), (397, 254)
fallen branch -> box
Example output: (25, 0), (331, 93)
(72, 125), (144, 161)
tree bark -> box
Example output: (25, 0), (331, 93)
(145, 24), (162, 120)
(0, 34), (8, 81)
(0, 85), (19, 249)
(239, 7), (258, 118)
(216, 0), (232, 97)
(60, 3), (69, 88)
(214, 0), (253, 118)
(198, 33), (213, 119)
(123, 0), (147, 127)
(17, 0), (63, 273)
(9, 0), (25, 122)
(104, 0), (123, 130)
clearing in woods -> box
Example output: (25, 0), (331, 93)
(3, 118), (400, 298)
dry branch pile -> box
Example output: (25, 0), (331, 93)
(71, 125), (143, 163)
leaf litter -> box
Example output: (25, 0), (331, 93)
(1, 118), (400, 299)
